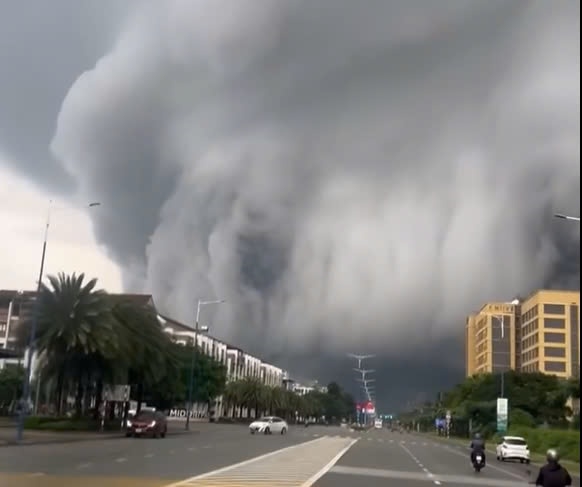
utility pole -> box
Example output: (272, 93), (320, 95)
(348, 354), (375, 425)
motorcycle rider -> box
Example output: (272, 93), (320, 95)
(469, 432), (486, 465)
(534, 449), (572, 487)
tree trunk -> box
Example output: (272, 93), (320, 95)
(93, 378), (104, 420)
(136, 382), (144, 414)
(74, 369), (84, 417)
(56, 368), (65, 416)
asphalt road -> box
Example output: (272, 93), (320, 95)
(0, 423), (338, 486)
(314, 428), (580, 487)
(0, 424), (578, 486)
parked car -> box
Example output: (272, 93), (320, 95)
(496, 435), (530, 463)
(249, 416), (288, 435)
(126, 410), (168, 438)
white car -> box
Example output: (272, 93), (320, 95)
(249, 416), (288, 435)
(374, 419), (383, 429)
(496, 435), (530, 463)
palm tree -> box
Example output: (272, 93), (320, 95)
(238, 378), (266, 419)
(109, 297), (171, 414)
(224, 380), (245, 418)
(27, 272), (116, 416)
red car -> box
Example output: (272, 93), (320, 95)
(126, 410), (168, 438)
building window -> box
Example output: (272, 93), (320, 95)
(544, 361), (566, 373)
(544, 346), (566, 358)
(544, 318), (566, 329)
(544, 304), (566, 315)
(544, 332), (566, 343)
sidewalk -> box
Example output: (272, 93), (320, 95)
(0, 428), (124, 446)
(0, 424), (197, 446)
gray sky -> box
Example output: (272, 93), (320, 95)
(1, 0), (579, 410)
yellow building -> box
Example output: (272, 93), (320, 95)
(520, 289), (579, 378)
(465, 314), (476, 376)
(465, 302), (519, 376)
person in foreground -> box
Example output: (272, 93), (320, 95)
(469, 432), (486, 465)
(534, 449), (572, 487)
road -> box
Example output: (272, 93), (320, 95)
(0, 423), (578, 486)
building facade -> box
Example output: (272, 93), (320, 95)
(1, 288), (305, 418)
(520, 290), (579, 378)
(465, 289), (580, 379)
(465, 301), (519, 376)
(0, 290), (33, 369)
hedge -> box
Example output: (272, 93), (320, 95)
(494, 426), (579, 463)
(24, 416), (119, 431)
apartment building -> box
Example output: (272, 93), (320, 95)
(520, 290), (579, 378)
(465, 301), (519, 376)
(0, 290), (34, 369)
(465, 289), (580, 379)
(157, 312), (285, 387)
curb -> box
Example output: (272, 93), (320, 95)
(0, 429), (199, 447)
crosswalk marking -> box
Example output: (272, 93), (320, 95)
(166, 436), (358, 487)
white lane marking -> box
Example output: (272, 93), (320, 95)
(400, 442), (440, 485)
(163, 436), (328, 487)
(144, 453), (154, 458)
(115, 457), (127, 463)
(77, 463), (92, 469)
(300, 438), (358, 486)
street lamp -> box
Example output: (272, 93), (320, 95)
(16, 200), (101, 442)
(554, 213), (580, 222)
(185, 298), (225, 430)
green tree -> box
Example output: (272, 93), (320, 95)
(146, 343), (226, 411)
(109, 297), (174, 413)
(0, 366), (24, 408)
(441, 371), (571, 431)
(25, 272), (117, 416)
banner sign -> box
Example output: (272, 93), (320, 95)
(496, 398), (509, 432)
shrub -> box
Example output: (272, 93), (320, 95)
(509, 408), (536, 428)
(24, 416), (119, 431)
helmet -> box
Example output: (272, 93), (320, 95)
(546, 449), (559, 463)
(473, 432), (481, 439)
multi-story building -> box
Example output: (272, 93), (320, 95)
(465, 301), (519, 376)
(1, 288), (302, 417)
(465, 289), (580, 379)
(0, 290), (34, 369)
(520, 289), (579, 378)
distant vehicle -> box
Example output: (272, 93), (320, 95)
(249, 416), (288, 435)
(126, 410), (167, 438)
(496, 436), (530, 463)
(374, 418), (383, 429)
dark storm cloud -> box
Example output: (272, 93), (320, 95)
(49, 0), (579, 404)
(0, 0), (143, 192)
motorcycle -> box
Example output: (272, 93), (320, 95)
(473, 453), (485, 473)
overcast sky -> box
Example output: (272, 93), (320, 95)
(1, 0), (579, 410)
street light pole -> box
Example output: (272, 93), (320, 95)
(185, 299), (225, 430)
(16, 200), (100, 442)
(554, 214), (580, 222)
(499, 315), (505, 398)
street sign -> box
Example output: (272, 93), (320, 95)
(496, 398), (509, 432)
